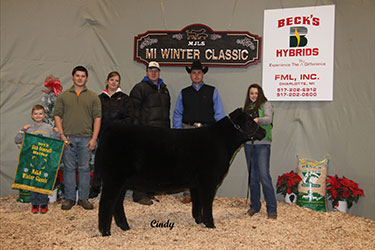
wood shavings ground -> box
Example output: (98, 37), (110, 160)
(1, 194), (374, 249)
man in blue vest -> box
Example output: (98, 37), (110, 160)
(173, 60), (226, 203)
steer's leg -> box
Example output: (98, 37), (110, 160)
(200, 187), (216, 228)
(114, 186), (130, 231)
(99, 180), (122, 236)
(190, 188), (202, 224)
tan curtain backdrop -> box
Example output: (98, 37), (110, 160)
(1, 0), (374, 220)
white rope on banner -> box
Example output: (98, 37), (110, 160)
(160, 0), (168, 29)
(228, 0), (238, 31)
(279, 0), (320, 9)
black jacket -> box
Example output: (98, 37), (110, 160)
(98, 90), (134, 134)
(130, 80), (170, 128)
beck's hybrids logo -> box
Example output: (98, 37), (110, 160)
(290, 26), (308, 47)
(276, 15), (320, 57)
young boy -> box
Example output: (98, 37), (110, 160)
(15, 104), (59, 214)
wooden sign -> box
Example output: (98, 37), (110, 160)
(134, 24), (261, 68)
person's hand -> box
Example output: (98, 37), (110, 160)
(23, 125), (31, 130)
(86, 138), (97, 151)
(60, 134), (67, 142)
(254, 118), (259, 123)
(53, 127), (59, 132)
(60, 134), (71, 150)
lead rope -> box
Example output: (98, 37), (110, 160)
(246, 138), (254, 205)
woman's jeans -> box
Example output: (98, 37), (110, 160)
(62, 136), (91, 201)
(244, 143), (277, 216)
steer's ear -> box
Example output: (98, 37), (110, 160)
(229, 108), (243, 118)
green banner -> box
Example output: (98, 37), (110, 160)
(12, 133), (64, 195)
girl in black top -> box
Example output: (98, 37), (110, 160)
(90, 71), (134, 198)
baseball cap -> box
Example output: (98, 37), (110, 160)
(147, 61), (160, 71)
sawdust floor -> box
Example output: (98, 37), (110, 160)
(1, 194), (374, 250)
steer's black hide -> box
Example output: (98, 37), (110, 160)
(96, 108), (265, 236)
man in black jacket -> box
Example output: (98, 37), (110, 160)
(129, 61), (171, 205)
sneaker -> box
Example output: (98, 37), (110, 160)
(181, 197), (192, 203)
(40, 204), (48, 214)
(267, 214), (277, 220)
(247, 209), (257, 216)
(134, 197), (153, 205)
(31, 205), (39, 214)
(78, 199), (94, 210)
(61, 199), (75, 210)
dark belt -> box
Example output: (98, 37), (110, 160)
(183, 122), (210, 128)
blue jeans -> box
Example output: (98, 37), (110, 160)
(244, 144), (277, 216)
(30, 192), (49, 206)
(63, 136), (91, 200)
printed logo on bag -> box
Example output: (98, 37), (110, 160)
(302, 171), (321, 187)
(134, 24), (261, 67)
(301, 189), (324, 201)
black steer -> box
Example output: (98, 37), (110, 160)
(96, 108), (265, 236)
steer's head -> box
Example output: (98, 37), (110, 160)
(228, 108), (266, 141)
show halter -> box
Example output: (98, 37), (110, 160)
(227, 114), (261, 139)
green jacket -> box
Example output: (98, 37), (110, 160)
(54, 86), (101, 137)
(249, 102), (273, 142)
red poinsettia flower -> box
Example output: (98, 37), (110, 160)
(276, 170), (302, 196)
(341, 176), (358, 189)
(287, 179), (295, 187)
(343, 191), (351, 198)
(352, 188), (364, 197)
(326, 187), (337, 199)
(326, 175), (364, 209)
(327, 175), (341, 189)
(277, 176), (282, 186)
(359, 188), (364, 196)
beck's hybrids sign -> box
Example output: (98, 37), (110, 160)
(262, 5), (335, 101)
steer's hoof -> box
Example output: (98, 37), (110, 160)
(115, 219), (130, 231)
(194, 217), (202, 224)
(101, 231), (111, 237)
(204, 222), (216, 228)
(119, 224), (130, 231)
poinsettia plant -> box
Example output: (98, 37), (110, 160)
(326, 175), (364, 209)
(276, 170), (302, 196)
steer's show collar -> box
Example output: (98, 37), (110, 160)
(227, 114), (243, 133)
(227, 113), (261, 139)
